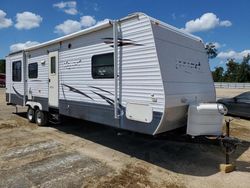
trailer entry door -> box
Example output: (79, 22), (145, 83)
(48, 51), (59, 108)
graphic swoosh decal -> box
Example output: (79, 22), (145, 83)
(12, 86), (23, 99)
(102, 37), (143, 47)
(88, 86), (114, 95)
(102, 37), (133, 42)
(62, 84), (122, 107)
(91, 90), (123, 109)
(91, 91), (114, 106)
(62, 84), (93, 100)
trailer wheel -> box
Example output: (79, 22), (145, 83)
(35, 110), (48, 126)
(27, 107), (35, 123)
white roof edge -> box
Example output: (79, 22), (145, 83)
(7, 50), (24, 57)
(120, 12), (202, 42)
(146, 15), (202, 42)
(25, 20), (112, 52)
(23, 12), (202, 53)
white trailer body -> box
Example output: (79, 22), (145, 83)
(5, 13), (216, 135)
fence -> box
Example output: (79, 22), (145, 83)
(214, 82), (250, 89)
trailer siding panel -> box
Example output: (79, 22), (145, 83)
(58, 14), (165, 114)
(152, 23), (215, 106)
(151, 22), (215, 134)
(120, 15), (164, 113)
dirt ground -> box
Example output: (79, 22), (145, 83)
(0, 88), (250, 188)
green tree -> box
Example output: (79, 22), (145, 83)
(237, 54), (250, 82)
(205, 43), (218, 59)
(212, 67), (224, 82)
(0, 59), (5, 73)
(211, 54), (250, 82)
(223, 58), (239, 82)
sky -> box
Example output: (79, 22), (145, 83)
(0, 0), (249, 70)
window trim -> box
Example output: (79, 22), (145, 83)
(91, 53), (114, 79)
(28, 62), (38, 79)
(12, 60), (22, 82)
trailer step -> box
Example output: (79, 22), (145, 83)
(7, 103), (15, 106)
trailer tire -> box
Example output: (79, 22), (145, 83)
(27, 107), (35, 123)
(35, 110), (48, 126)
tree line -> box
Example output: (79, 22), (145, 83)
(212, 55), (250, 82)
(205, 43), (250, 82)
(0, 59), (5, 73)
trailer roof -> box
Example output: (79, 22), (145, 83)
(25, 20), (112, 52)
(120, 12), (201, 42)
(8, 50), (24, 56)
(17, 12), (201, 53)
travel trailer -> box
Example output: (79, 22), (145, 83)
(5, 12), (226, 136)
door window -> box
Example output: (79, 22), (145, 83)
(51, 56), (56, 74)
(12, 61), (22, 82)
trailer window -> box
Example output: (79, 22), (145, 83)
(28, 63), (38, 79)
(92, 53), (114, 79)
(50, 56), (56, 74)
(12, 61), (22, 82)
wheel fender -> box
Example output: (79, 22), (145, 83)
(26, 101), (43, 110)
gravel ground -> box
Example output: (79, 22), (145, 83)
(0, 88), (250, 188)
(216, 88), (249, 99)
